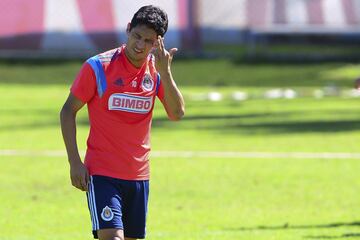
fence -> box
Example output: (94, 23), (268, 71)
(1, 0), (360, 58)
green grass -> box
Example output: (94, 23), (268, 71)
(1, 58), (359, 87)
(1, 59), (360, 239)
(2, 155), (360, 240)
(204, 43), (360, 61)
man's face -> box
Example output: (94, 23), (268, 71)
(125, 24), (158, 67)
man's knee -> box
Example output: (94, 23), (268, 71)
(99, 237), (123, 240)
(97, 228), (124, 240)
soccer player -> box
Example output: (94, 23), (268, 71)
(60, 5), (185, 240)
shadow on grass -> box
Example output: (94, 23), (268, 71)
(226, 222), (360, 239)
(223, 120), (360, 134)
(0, 59), (83, 85)
(304, 233), (360, 239)
(152, 113), (360, 134)
(0, 58), (84, 66)
(2, 110), (360, 134)
(229, 221), (360, 231)
(152, 113), (270, 124)
(0, 57), (355, 87)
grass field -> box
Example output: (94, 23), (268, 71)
(1, 59), (360, 240)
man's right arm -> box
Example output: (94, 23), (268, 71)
(60, 93), (89, 192)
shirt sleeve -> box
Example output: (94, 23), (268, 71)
(70, 62), (97, 103)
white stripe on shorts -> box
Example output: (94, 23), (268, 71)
(86, 190), (96, 230)
(88, 176), (99, 230)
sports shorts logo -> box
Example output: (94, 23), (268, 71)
(101, 206), (114, 221)
(141, 74), (154, 91)
(108, 93), (153, 114)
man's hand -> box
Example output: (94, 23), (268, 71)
(153, 36), (177, 74)
(70, 160), (89, 192)
(151, 36), (185, 121)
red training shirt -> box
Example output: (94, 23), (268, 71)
(71, 45), (164, 180)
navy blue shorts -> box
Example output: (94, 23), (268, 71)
(86, 175), (149, 239)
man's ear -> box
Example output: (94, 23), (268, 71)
(126, 23), (131, 35)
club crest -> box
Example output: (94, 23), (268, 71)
(101, 206), (114, 221)
(141, 73), (154, 91)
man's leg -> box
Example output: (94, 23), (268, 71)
(97, 228), (125, 240)
(97, 228), (137, 240)
(87, 176), (124, 239)
(92, 178), (147, 240)
(121, 180), (149, 240)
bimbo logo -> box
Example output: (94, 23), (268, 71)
(108, 93), (153, 114)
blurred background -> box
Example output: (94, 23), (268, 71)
(2, 1), (360, 240)
(2, 0), (360, 60)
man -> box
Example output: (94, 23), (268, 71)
(60, 5), (185, 240)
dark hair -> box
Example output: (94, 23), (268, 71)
(129, 5), (168, 37)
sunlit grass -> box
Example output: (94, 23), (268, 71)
(1, 59), (360, 239)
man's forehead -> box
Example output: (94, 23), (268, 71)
(132, 25), (158, 38)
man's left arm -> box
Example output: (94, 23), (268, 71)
(154, 36), (185, 121)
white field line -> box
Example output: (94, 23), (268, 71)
(1, 149), (360, 159)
